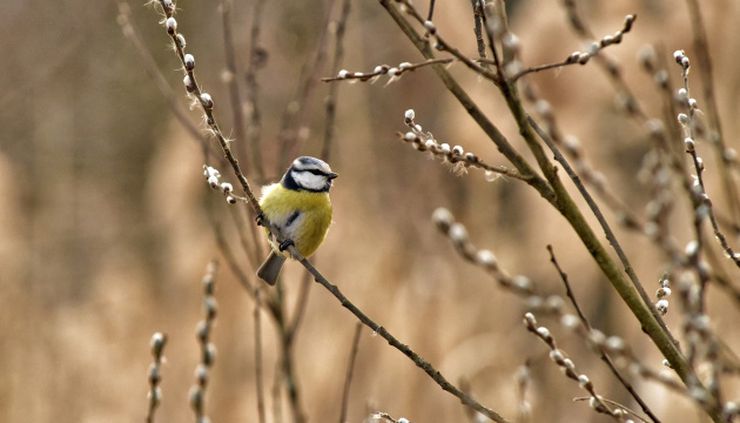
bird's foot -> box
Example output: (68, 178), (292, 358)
(278, 239), (295, 252)
(255, 212), (267, 227)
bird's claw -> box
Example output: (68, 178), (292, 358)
(279, 239), (295, 252)
(255, 212), (266, 227)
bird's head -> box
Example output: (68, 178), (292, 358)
(282, 156), (338, 192)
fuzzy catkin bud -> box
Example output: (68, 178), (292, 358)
(536, 326), (550, 339)
(423, 20), (436, 34)
(475, 249), (497, 269)
(200, 93), (214, 109)
(432, 207), (453, 229)
(165, 17), (177, 34)
(523, 312), (537, 327)
(176, 33), (186, 49)
(404, 109), (415, 122)
(151, 332), (167, 356)
(183, 75), (195, 92)
(448, 223), (467, 243)
(184, 54), (195, 70)
(655, 299), (669, 315)
(549, 349), (564, 363)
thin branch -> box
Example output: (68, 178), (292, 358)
(547, 246), (661, 423)
(272, 362), (284, 423)
(322, 0), (351, 162)
(470, 0), (488, 63)
(277, 0), (337, 171)
(426, 0), (436, 21)
(244, 0), (267, 183)
(560, 1), (648, 121)
(189, 261), (219, 423)
(294, 254), (511, 423)
(322, 58), (453, 83)
(339, 323), (363, 423)
(220, 0), (249, 163)
(685, 0), (740, 224)
(145, 333), (167, 423)
(510, 14), (636, 82)
(527, 115), (677, 346)
(287, 269), (313, 339)
(398, 114), (532, 183)
(254, 290), (267, 423)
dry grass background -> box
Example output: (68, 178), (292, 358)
(1, 0), (739, 422)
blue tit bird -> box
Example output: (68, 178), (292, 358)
(256, 156), (337, 285)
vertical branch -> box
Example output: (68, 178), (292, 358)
(272, 362), (284, 423)
(277, 0), (337, 171)
(220, 0), (249, 164)
(470, 0), (488, 64)
(245, 0), (267, 183)
(254, 290), (267, 423)
(189, 261), (219, 423)
(339, 323), (363, 423)
(322, 0), (351, 162)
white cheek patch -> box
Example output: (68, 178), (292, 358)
(292, 171), (327, 191)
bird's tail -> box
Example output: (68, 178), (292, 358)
(257, 251), (287, 285)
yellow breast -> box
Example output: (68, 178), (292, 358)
(259, 184), (333, 257)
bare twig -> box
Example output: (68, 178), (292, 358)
(277, 0), (337, 170)
(254, 290), (267, 423)
(220, 0), (249, 163)
(244, 0), (267, 183)
(339, 323), (363, 423)
(296, 253), (511, 422)
(470, 0), (488, 63)
(287, 269), (313, 339)
(322, 0), (351, 162)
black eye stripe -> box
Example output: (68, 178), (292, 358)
(294, 168), (328, 176)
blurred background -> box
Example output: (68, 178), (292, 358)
(1, 0), (738, 421)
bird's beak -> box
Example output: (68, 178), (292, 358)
(327, 172), (339, 180)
